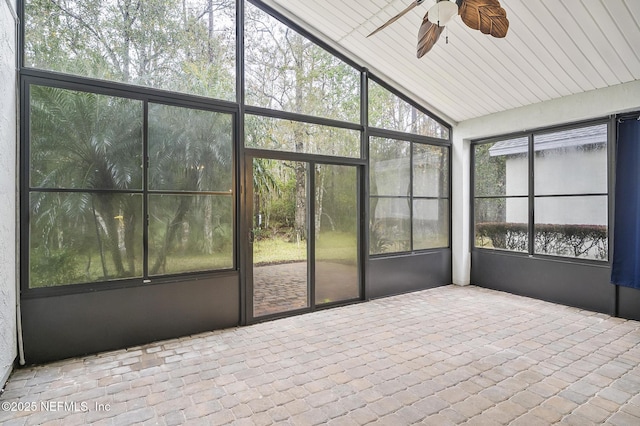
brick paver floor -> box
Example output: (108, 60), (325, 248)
(253, 262), (359, 317)
(2, 285), (640, 425)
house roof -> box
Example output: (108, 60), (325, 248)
(488, 124), (608, 157)
(262, 0), (640, 124)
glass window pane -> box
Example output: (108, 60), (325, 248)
(29, 192), (143, 287)
(474, 198), (528, 252)
(149, 104), (233, 192)
(370, 197), (410, 255)
(30, 85), (143, 190)
(368, 80), (449, 139)
(24, 0), (236, 101)
(315, 165), (359, 304)
(244, 2), (360, 122)
(245, 115), (360, 158)
(534, 124), (608, 196)
(149, 195), (233, 275)
(413, 199), (449, 250)
(534, 196), (607, 260)
(413, 144), (449, 197)
(474, 138), (528, 197)
(252, 160), (308, 317)
(370, 137), (411, 197)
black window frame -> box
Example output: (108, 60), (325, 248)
(18, 0), (453, 297)
(471, 118), (614, 265)
(21, 74), (239, 295)
(368, 129), (452, 258)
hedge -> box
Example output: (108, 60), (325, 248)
(476, 222), (608, 260)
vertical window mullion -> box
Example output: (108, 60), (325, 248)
(528, 134), (535, 255)
(308, 162), (315, 309)
(21, 81), (31, 292)
(143, 100), (149, 280)
(409, 142), (414, 251)
(361, 70), (368, 160)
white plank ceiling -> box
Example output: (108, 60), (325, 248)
(262, 0), (640, 124)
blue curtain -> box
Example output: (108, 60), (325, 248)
(612, 118), (640, 288)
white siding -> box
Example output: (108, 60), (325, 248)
(0, 0), (17, 387)
(505, 149), (608, 225)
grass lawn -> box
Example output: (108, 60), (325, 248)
(254, 231), (357, 266)
(31, 231), (359, 287)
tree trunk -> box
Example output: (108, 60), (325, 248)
(123, 201), (137, 275)
(315, 166), (325, 238)
(121, 1), (133, 82)
(150, 196), (191, 275)
(292, 33), (307, 241)
(438, 148), (448, 236)
(96, 194), (126, 276)
(91, 197), (109, 278)
(208, 0), (214, 63)
(294, 162), (306, 242)
(204, 196), (214, 254)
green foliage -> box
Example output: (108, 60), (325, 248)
(24, 0), (236, 100)
(368, 80), (448, 139)
(369, 220), (391, 255)
(244, 2), (360, 122)
(24, 0), (452, 288)
(475, 222), (528, 252)
(30, 247), (83, 288)
(29, 84), (234, 286)
(474, 144), (507, 194)
(476, 222), (608, 260)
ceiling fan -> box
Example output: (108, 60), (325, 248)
(367, 0), (509, 58)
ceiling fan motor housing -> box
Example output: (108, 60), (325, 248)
(427, 0), (459, 26)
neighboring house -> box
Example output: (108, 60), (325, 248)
(489, 125), (608, 227)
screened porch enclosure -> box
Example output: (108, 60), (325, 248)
(18, 0), (451, 363)
(8, 0), (640, 366)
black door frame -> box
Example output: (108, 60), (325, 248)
(243, 149), (365, 324)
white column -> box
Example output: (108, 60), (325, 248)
(0, 0), (18, 386)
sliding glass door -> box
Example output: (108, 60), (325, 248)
(248, 157), (360, 319)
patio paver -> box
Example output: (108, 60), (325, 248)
(1, 285), (640, 425)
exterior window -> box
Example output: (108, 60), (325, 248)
(244, 1), (360, 123)
(474, 137), (529, 252)
(370, 137), (449, 255)
(22, 1), (453, 292)
(413, 143), (449, 250)
(27, 85), (234, 288)
(245, 115), (360, 158)
(473, 123), (609, 261)
(534, 124), (608, 260)
(29, 86), (144, 287)
(24, 0), (236, 101)
(368, 80), (449, 140)
(148, 104), (234, 274)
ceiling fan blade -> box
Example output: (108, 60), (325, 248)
(367, 1), (419, 38)
(417, 12), (444, 58)
(459, 0), (509, 38)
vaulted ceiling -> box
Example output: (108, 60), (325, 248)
(262, 0), (640, 124)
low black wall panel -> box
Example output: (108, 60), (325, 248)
(471, 250), (614, 315)
(618, 286), (640, 321)
(368, 250), (451, 299)
(21, 273), (240, 364)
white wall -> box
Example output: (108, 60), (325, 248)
(451, 80), (640, 285)
(0, 0), (18, 388)
(506, 149), (608, 225)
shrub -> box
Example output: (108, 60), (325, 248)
(30, 248), (84, 287)
(476, 222), (607, 260)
